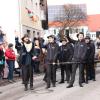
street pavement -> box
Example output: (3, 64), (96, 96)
(0, 66), (100, 100)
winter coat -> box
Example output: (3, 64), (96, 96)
(45, 42), (59, 62)
(85, 42), (95, 63)
(15, 37), (34, 66)
(58, 43), (74, 62)
(73, 41), (87, 62)
(63, 35), (87, 62)
(5, 48), (16, 61)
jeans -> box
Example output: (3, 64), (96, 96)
(6, 60), (15, 80)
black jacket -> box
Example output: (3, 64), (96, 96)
(58, 43), (74, 62)
(15, 37), (34, 66)
(85, 42), (95, 62)
(45, 42), (59, 62)
(66, 35), (87, 62)
(73, 41), (87, 62)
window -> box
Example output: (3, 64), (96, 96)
(37, 32), (40, 35)
(75, 28), (78, 33)
(54, 30), (56, 34)
(27, 30), (30, 34)
(81, 28), (84, 33)
(33, 31), (35, 33)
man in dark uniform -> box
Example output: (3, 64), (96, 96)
(67, 32), (87, 88)
(45, 35), (59, 89)
(58, 38), (73, 84)
(85, 36), (95, 83)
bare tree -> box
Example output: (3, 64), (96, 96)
(55, 4), (87, 39)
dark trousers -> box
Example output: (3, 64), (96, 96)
(70, 63), (84, 85)
(22, 64), (33, 86)
(85, 63), (89, 82)
(85, 62), (95, 81)
(43, 68), (47, 82)
(6, 60), (15, 80)
(21, 66), (24, 83)
(33, 61), (40, 73)
(46, 64), (56, 87)
(60, 64), (72, 82)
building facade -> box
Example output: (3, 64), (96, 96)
(48, 4), (88, 40)
(0, 0), (48, 43)
(19, 0), (44, 40)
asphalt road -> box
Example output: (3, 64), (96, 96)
(0, 66), (100, 100)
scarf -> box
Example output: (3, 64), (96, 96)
(24, 42), (32, 52)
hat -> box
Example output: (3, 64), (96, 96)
(60, 38), (67, 42)
(85, 36), (90, 39)
(47, 35), (55, 39)
(34, 37), (39, 41)
(21, 34), (29, 41)
(8, 43), (13, 48)
(77, 32), (84, 38)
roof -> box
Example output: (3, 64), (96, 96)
(48, 21), (62, 27)
(48, 20), (87, 27)
(48, 14), (100, 32)
(87, 14), (100, 32)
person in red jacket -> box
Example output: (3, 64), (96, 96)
(5, 43), (16, 83)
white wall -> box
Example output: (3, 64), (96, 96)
(0, 0), (20, 43)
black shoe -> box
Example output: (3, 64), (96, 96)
(66, 84), (73, 88)
(85, 81), (88, 84)
(92, 79), (96, 81)
(79, 83), (83, 87)
(30, 86), (34, 90)
(46, 86), (50, 89)
(59, 81), (64, 84)
(82, 81), (85, 83)
(52, 84), (56, 87)
(43, 78), (47, 82)
(24, 85), (28, 91)
(22, 82), (24, 84)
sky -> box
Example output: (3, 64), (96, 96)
(0, 0), (19, 43)
(47, 0), (100, 15)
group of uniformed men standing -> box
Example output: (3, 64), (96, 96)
(44, 32), (95, 89)
(15, 32), (96, 91)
